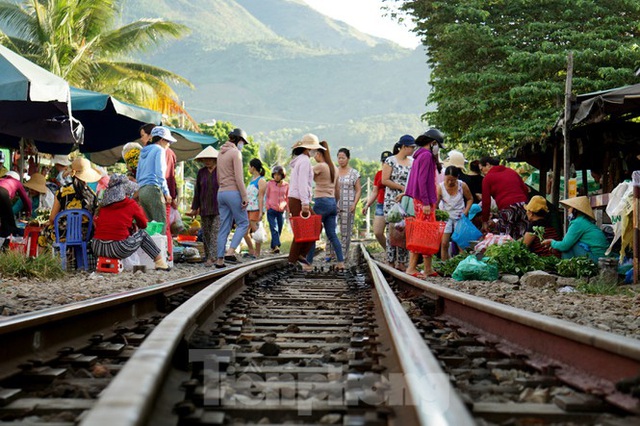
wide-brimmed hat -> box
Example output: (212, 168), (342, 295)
(100, 173), (138, 207)
(64, 158), (101, 183)
(150, 126), (177, 143)
(24, 173), (48, 194)
(444, 150), (467, 170)
(560, 195), (594, 219)
(195, 146), (219, 160)
(52, 154), (71, 166)
(291, 133), (325, 151)
(524, 195), (549, 213)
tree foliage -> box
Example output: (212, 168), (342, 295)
(396, 0), (640, 154)
(190, 121), (261, 183)
(0, 0), (193, 118)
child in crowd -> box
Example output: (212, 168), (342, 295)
(244, 158), (267, 258)
(265, 165), (289, 254)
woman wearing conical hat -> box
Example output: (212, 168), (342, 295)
(12, 173), (54, 219)
(541, 196), (609, 262)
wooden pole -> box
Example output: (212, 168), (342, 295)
(18, 139), (24, 182)
(539, 164), (547, 196)
(562, 52), (574, 233)
(365, 177), (371, 237)
(552, 144), (560, 207)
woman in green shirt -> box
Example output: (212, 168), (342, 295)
(541, 196), (609, 262)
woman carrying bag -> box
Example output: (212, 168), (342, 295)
(288, 134), (324, 271)
(404, 129), (445, 278)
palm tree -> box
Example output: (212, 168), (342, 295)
(0, 0), (194, 122)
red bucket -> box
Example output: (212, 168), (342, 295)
(290, 214), (322, 243)
(406, 217), (446, 255)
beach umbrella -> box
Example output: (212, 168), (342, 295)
(0, 44), (83, 146)
(89, 126), (218, 166)
(71, 87), (162, 153)
(14, 87), (162, 156)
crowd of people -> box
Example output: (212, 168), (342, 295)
(0, 125), (614, 276)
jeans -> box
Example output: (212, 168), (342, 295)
(307, 197), (344, 263)
(267, 208), (284, 248)
(217, 191), (250, 258)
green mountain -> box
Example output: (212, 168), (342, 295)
(122, 0), (431, 160)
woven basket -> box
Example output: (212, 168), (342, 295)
(406, 218), (446, 255)
(290, 214), (322, 243)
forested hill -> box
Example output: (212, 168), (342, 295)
(121, 0), (431, 160)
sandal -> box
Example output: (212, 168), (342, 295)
(224, 255), (240, 263)
(408, 271), (426, 279)
(214, 263), (227, 269)
(426, 271), (439, 277)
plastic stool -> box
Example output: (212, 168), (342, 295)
(96, 257), (123, 274)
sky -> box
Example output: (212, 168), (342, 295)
(302, 0), (421, 49)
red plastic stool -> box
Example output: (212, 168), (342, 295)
(96, 257), (123, 274)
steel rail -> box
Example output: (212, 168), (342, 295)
(361, 247), (475, 425)
(0, 259), (279, 381)
(375, 260), (640, 413)
(80, 258), (283, 426)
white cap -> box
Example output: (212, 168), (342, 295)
(150, 126), (177, 143)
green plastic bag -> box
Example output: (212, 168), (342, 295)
(452, 255), (499, 282)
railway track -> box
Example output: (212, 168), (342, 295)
(0, 246), (638, 424)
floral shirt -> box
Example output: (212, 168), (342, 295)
(39, 179), (97, 246)
(247, 176), (264, 211)
(383, 155), (412, 216)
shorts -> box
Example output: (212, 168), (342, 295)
(248, 210), (260, 221)
(444, 217), (459, 234)
(375, 202), (384, 217)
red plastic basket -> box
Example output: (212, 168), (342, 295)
(405, 217), (446, 255)
(290, 214), (322, 243)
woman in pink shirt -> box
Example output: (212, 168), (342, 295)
(265, 165), (289, 254)
(0, 172), (31, 237)
(288, 134), (324, 270)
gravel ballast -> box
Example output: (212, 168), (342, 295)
(1, 253), (639, 341)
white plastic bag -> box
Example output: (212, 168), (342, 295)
(251, 222), (267, 243)
(605, 182), (633, 255)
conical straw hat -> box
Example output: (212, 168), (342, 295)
(195, 146), (219, 159)
(559, 195), (594, 220)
